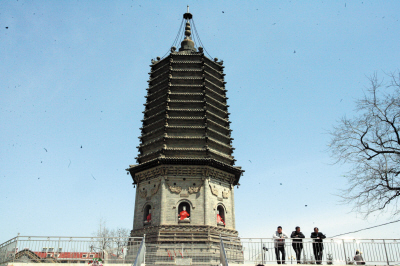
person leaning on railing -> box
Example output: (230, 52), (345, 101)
(273, 226), (289, 264)
(291, 226), (305, 264)
(310, 227), (326, 265)
(354, 250), (365, 265)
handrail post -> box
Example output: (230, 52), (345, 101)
(143, 234), (145, 266)
(383, 240), (389, 265)
(132, 234), (145, 266)
(57, 237), (61, 263)
(261, 239), (264, 265)
(220, 234), (229, 266)
(13, 233), (20, 263)
(342, 239), (347, 265)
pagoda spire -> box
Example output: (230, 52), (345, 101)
(180, 6), (195, 52)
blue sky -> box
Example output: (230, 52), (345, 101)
(1, 0), (400, 242)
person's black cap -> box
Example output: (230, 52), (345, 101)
(277, 226), (282, 229)
(295, 226), (300, 229)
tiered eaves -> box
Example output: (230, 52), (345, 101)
(128, 13), (243, 186)
(129, 51), (243, 185)
(137, 53), (233, 164)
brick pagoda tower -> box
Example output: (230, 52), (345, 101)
(127, 9), (243, 253)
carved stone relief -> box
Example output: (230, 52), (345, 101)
(131, 225), (239, 236)
(222, 189), (230, 199)
(188, 182), (203, 194)
(151, 182), (160, 196)
(202, 167), (235, 182)
(168, 166), (203, 177)
(138, 187), (147, 199)
(168, 183), (182, 194)
(135, 165), (235, 183)
(209, 184), (219, 196)
(136, 167), (165, 182)
(138, 180), (161, 199)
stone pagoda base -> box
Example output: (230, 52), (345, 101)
(131, 225), (243, 266)
(131, 225), (238, 244)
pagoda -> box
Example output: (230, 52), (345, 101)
(127, 8), (244, 261)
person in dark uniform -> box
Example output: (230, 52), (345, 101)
(291, 226), (305, 264)
(311, 227), (326, 264)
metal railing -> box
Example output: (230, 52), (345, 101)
(2, 236), (399, 265)
(0, 236), (142, 265)
(223, 238), (400, 265)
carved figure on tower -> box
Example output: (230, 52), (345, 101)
(147, 209), (152, 222)
(179, 206), (190, 221)
(217, 210), (225, 226)
(144, 209), (151, 225)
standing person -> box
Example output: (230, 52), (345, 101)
(273, 226), (289, 264)
(310, 227), (326, 265)
(291, 226), (305, 264)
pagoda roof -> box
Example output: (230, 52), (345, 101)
(129, 10), (243, 183)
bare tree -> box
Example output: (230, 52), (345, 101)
(92, 218), (130, 259)
(329, 71), (400, 217)
(110, 228), (130, 258)
(93, 218), (114, 251)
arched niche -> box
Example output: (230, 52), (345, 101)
(176, 199), (192, 223)
(216, 204), (226, 226)
(141, 202), (154, 212)
(175, 199), (194, 210)
(143, 204), (152, 225)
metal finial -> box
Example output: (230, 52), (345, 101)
(185, 22), (191, 38)
(183, 6), (192, 20)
